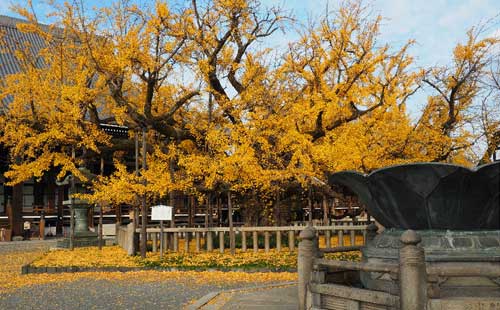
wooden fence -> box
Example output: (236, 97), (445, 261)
(116, 222), (369, 254)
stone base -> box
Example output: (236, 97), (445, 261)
(428, 298), (500, 310)
(57, 232), (99, 248)
(361, 229), (500, 297)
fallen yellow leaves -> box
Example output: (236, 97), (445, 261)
(143, 249), (298, 269)
(31, 246), (138, 268)
(31, 243), (361, 270)
(0, 247), (297, 294)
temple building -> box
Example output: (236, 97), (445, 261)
(0, 15), (388, 241)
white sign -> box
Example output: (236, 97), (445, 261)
(151, 205), (173, 221)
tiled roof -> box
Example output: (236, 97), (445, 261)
(0, 15), (47, 80)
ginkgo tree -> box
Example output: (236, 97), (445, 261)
(1, 0), (499, 256)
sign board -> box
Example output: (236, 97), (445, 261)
(151, 205), (173, 221)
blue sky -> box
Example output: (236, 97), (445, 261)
(1, 0), (499, 116)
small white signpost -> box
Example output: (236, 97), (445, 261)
(151, 205), (173, 259)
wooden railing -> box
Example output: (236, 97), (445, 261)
(116, 222), (369, 254)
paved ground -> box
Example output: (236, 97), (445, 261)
(0, 278), (268, 310)
(0, 240), (297, 309)
(197, 284), (298, 310)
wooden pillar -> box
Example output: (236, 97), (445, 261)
(39, 212), (45, 240)
(338, 229), (344, 247)
(253, 231), (258, 253)
(350, 230), (356, 246)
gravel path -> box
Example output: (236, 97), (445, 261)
(0, 241), (294, 309)
(0, 278), (258, 310)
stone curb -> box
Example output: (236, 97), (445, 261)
(185, 281), (298, 310)
(21, 265), (297, 275)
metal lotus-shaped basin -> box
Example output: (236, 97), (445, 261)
(328, 162), (500, 230)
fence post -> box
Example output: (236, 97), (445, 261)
(338, 229), (344, 247)
(242, 231), (247, 252)
(207, 231), (213, 252)
(195, 232), (200, 252)
(276, 231), (281, 252)
(264, 231), (270, 253)
(253, 231), (258, 253)
(126, 222), (137, 256)
(152, 233), (157, 252)
(173, 232), (179, 252)
(325, 229), (331, 248)
(219, 231), (225, 253)
(289, 230), (295, 251)
(185, 232), (190, 252)
(399, 230), (427, 310)
(298, 224), (316, 310)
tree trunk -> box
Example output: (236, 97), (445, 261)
(131, 130), (139, 255)
(98, 157), (104, 250)
(140, 128), (148, 258)
(70, 146), (75, 250)
(217, 196), (222, 226)
(228, 191), (235, 255)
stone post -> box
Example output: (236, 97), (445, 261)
(399, 230), (427, 310)
(289, 230), (295, 251)
(195, 232), (200, 252)
(173, 232), (179, 252)
(298, 224), (316, 310)
(185, 232), (190, 253)
(253, 231), (258, 253)
(126, 222), (137, 256)
(241, 231), (247, 252)
(276, 231), (281, 252)
(219, 231), (224, 253)
(264, 231), (270, 253)
(152, 233), (157, 252)
(207, 231), (213, 251)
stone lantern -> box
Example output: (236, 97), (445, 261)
(56, 167), (98, 248)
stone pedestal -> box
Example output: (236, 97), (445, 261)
(57, 200), (98, 248)
(361, 229), (500, 298)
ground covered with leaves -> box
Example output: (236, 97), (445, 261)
(31, 235), (362, 270)
(0, 243), (297, 309)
